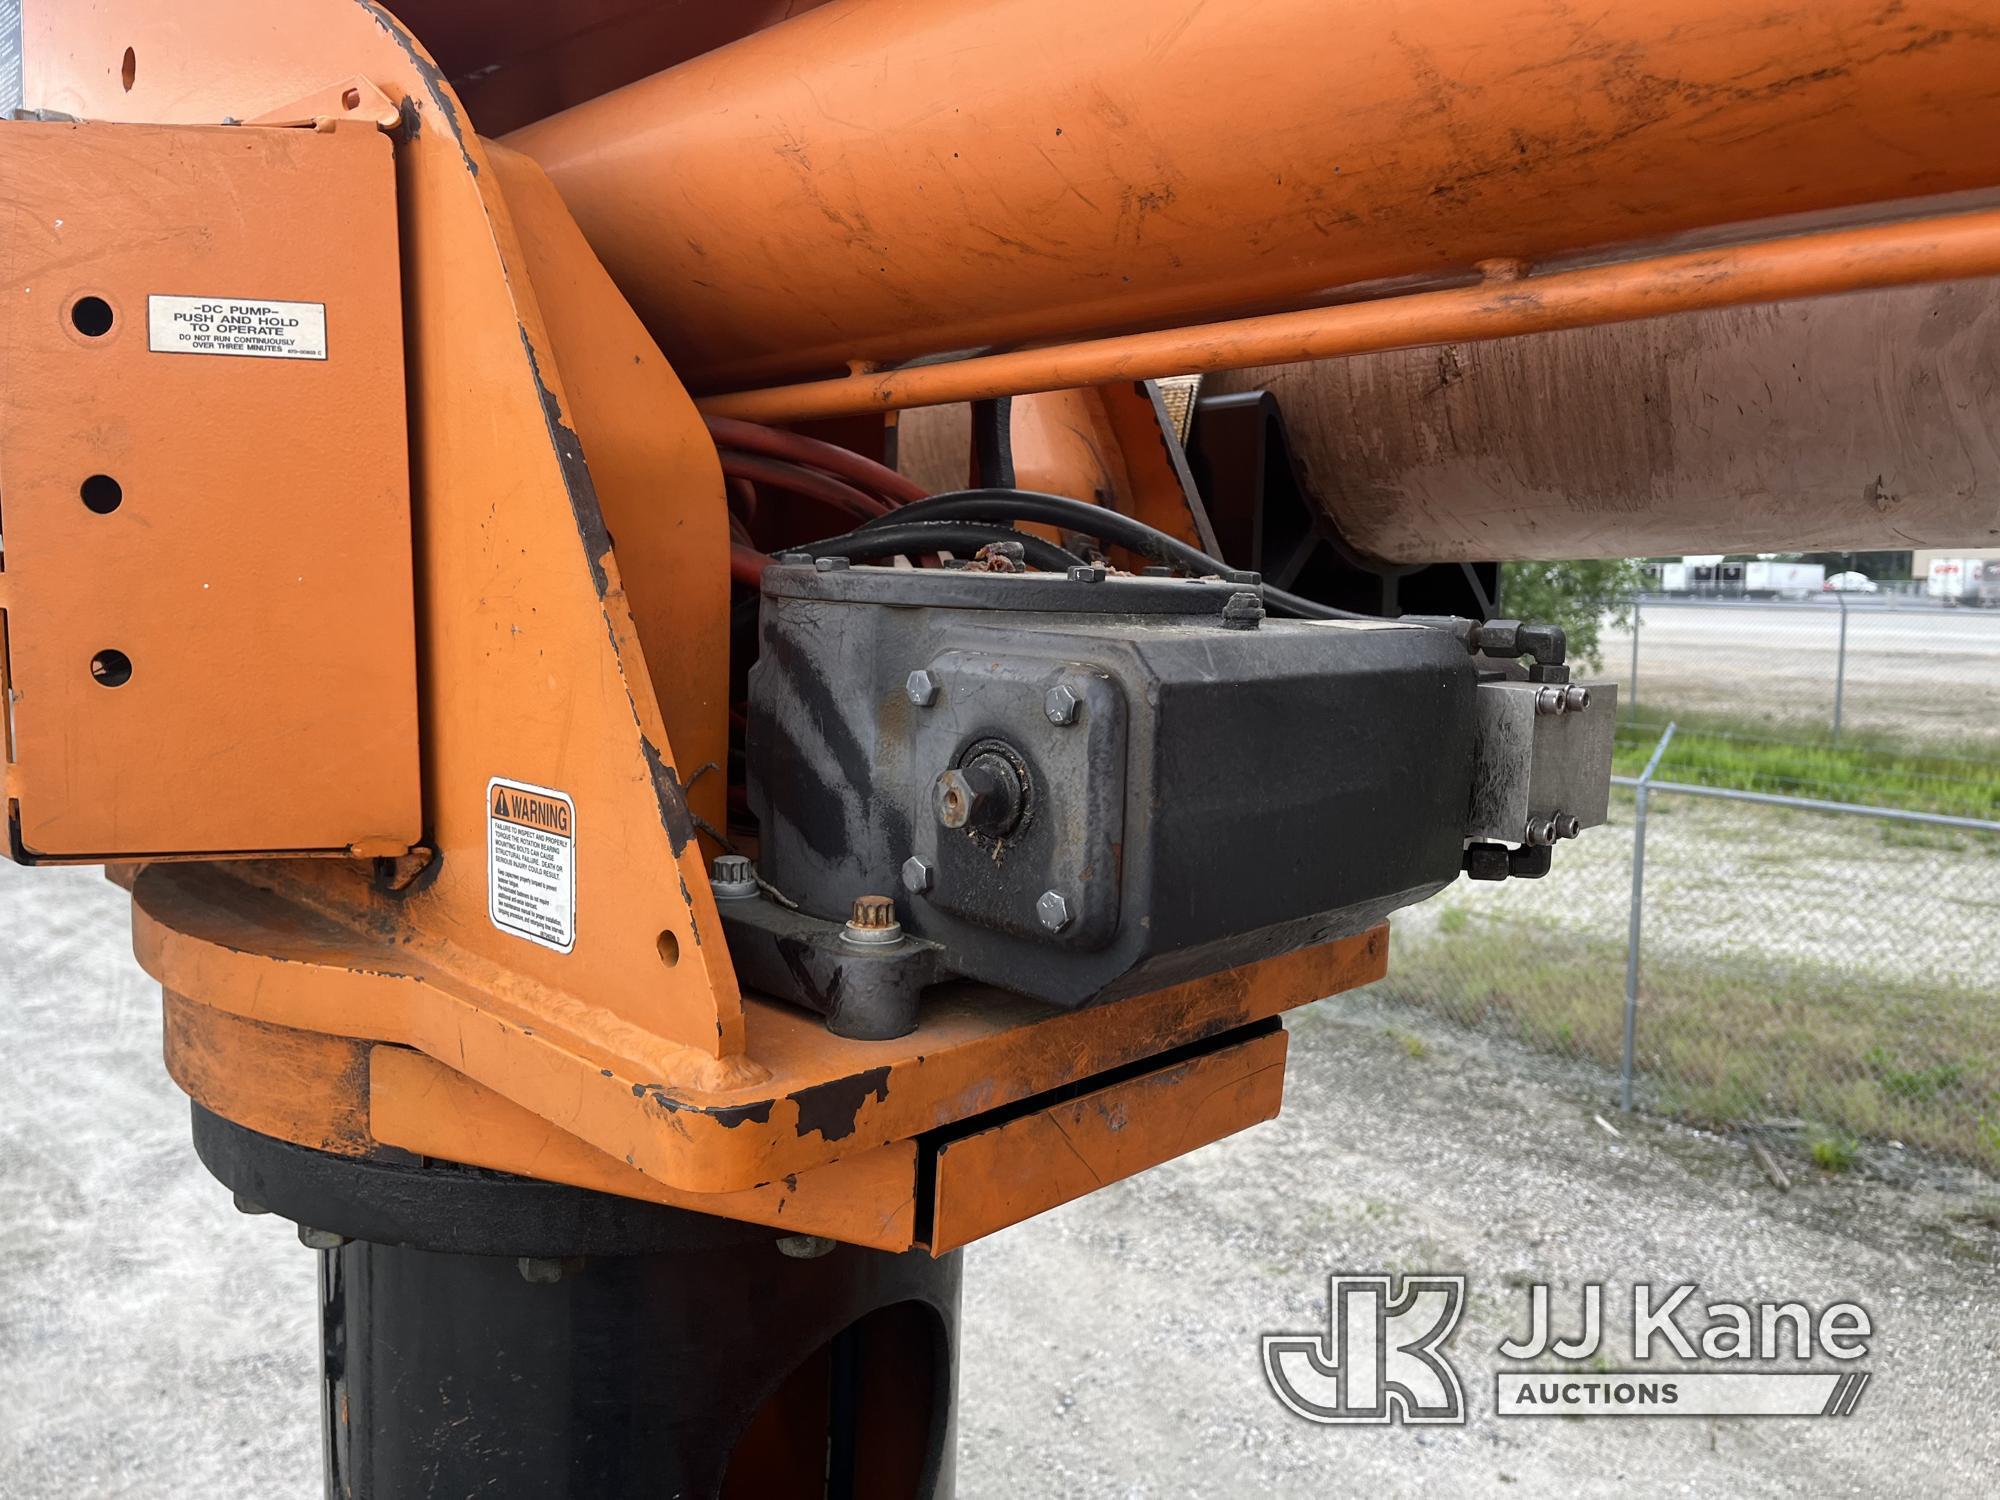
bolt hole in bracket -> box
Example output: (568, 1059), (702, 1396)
(69, 294), (116, 337)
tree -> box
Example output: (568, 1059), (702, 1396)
(1499, 559), (1644, 670)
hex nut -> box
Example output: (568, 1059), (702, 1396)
(1220, 590), (1265, 630)
(1044, 684), (1081, 725)
(1036, 889), (1072, 932)
(297, 1226), (347, 1251)
(901, 856), (934, 894)
(517, 1256), (565, 1285)
(905, 669), (938, 707)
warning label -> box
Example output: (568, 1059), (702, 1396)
(147, 294), (328, 360)
(487, 777), (575, 953)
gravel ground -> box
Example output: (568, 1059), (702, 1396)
(5, 861), (1999, 1497)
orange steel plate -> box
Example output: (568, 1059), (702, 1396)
(156, 971), (1314, 1252)
(367, 1047), (922, 1252)
(133, 859), (1385, 1199)
(927, 1027), (1289, 1255)
(159, 989), (921, 1251)
(0, 120), (420, 860)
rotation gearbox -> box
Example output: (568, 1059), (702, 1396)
(734, 562), (1614, 1036)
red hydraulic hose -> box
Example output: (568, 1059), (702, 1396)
(706, 414), (928, 506)
(719, 450), (890, 521)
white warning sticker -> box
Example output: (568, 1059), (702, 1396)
(487, 778), (576, 953)
(147, 295), (328, 360)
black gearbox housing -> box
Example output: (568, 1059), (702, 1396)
(746, 562), (1478, 1008)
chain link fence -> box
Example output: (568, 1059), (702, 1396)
(1604, 595), (2000, 753)
(1365, 593), (2000, 1175)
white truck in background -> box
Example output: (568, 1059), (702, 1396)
(1742, 560), (1825, 598)
(1927, 558), (2000, 606)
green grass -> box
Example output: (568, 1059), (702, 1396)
(1375, 915), (2000, 1172)
(1809, 1130), (1860, 1173)
(1614, 706), (2000, 822)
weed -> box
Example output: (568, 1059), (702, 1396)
(1809, 1131), (1860, 1172)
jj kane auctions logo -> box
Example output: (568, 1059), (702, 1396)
(1263, 1276), (1872, 1423)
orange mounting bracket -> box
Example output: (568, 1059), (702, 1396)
(15, 0), (1389, 1252)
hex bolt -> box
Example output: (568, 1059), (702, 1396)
(1067, 564), (1107, 583)
(777, 1234), (837, 1260)
(1564, 685), (1592, 712)
(905, 669), (938, 707)
(297, 1226), (348, 1251)
(813, 555), (851, 572)
(517, 1257), (565, 1285)
(709, 853), (760, 900)
(934, 755), (1025, 835)
(1220, 590), (1265, 630)
(935, 769), (977, 829)
(901, 856), (934, 894)
(776, 550), (813, 565)
(841, 893), (904, 946)
(1036, 889), (1072, 933)
(1044, 683), (1081, 726)
(1534, 685), (1567, 716)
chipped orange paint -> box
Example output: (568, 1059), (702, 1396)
(368, 1047), (919, 1252)
(157, 968), (1313, 1252)
(132, 856), (1385, 1197)
(159, 987), (919, 1250)
(486, 144), (732, 838)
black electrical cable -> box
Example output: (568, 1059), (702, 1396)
(853, 488), (1373, 620)
(794, 519), (1084, 573)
